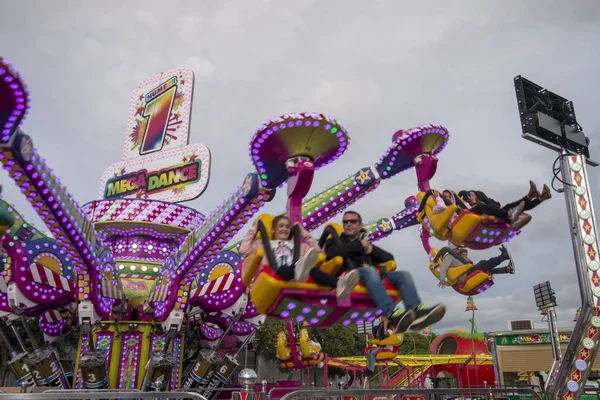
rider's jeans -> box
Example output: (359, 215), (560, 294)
(357, 267), (422, 318)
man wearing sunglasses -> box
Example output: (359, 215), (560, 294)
(324, 211), (446, 333)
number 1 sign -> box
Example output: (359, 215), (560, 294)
(122, 68), (195, 161)
(101, 67), (211, 203)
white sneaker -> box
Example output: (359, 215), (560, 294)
(294, 247), (319, 282)
(336, 270), (360, 300)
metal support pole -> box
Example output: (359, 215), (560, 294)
(0, 324), (17, 356)
(546, 307), (562, 393)
(19, 316), (39, 350)
(487, 338), (501, 386)
(11, 324), (29, 352)
(546, 152), (600, 400)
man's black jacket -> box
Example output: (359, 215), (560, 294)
(324, 230), (394, 275)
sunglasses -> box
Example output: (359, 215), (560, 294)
(342, 219), (359, 225)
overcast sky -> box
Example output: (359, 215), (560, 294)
(1, 1), (600, 336)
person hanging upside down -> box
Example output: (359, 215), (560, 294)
(240, 215), (320, 282)
(432, 189), (525, 230)
(456, 181), (551, 231)
(460, 180), (552, 212)
(437, 243), (514, 288)
(314, 210), (446, 333)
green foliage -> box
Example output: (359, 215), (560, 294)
(398, 332), (434, 355)
(452, 329), (484, 341)
(254, 319), (365, 376)
(307, 322), (363, 358)
(253, 318), (286, 365)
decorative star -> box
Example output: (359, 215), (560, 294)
(588, 246), (597, 260)
(135, 105), (145, 116)
(356, 169), (371, 184)
(188, 154), (198, 162)
(564, 392), (573, 400)
(242, 176), (252, 194)
(378, 219), (392, 231)
(182, 156), (188, 162)
(119, 168), (126, 175)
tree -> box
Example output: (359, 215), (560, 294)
(253, 319), (363, 376)
(398, 332), (434, 355)
(253, 318), (287, 371)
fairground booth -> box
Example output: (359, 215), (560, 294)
(485, 327), (600, 386)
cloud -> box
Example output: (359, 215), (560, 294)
(1, 0), (599, 335)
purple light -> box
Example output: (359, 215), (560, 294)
(342, 319), (351, 326)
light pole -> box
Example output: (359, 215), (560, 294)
(466, 296), (479, 385)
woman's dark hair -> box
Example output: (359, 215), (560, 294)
(458, 190), (470, 203)
(271, 215), (291, 239)
(444, 190), (469, 210)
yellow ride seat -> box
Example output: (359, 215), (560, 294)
(428, 247), (474, 285)
(369, 333), (404, 347)
(298, 328), (322, 359)
(276, 331), (292, 361)
(416, 192), (457, 240)
(456, 271), (491, 293)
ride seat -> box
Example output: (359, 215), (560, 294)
(454, 270), (492, 294)
(241, 214), (339, 287)
(416, 192), (457, 240)
(428, 248), (473, 284)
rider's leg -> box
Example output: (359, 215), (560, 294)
(310, 267), (359, 300)
(357, 267), (415, 333)
(357, 266), (397, 317)
(386, 270), (446, 331)
(471, 254), (508, 273)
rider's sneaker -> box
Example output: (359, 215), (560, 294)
(409, 303), (446, 331)
(336, 270), (360, 300)
(499, 244), (509, 260)
(294, 247), (319, 282)
(506, 263), (515, 274)
(388, 308), (416, 333)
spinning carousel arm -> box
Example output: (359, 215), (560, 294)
(0, 57), (119, 318)
(365, 196), (420, 242)
(149, 173), (275, 322)
(225, 125), (449, 251)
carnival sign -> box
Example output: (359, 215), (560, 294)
(496, 332), (572, 346)
(99, 143), (210, 202)
(99, 67), (212, 203)
(122, 68), (195, 160)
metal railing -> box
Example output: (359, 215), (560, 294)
(0, 389), (208, 399)
(279, 387), (543, 400)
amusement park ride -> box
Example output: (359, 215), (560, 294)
(0, 53), (593, 399)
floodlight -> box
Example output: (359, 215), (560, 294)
(514, 75), (598, 166)
(533, 281), (557, 310)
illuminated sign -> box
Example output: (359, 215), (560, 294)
(104, 160), (200, 199)
(122, 68), (195, 160)
(99, 68), (211, 203)
(99, 143), (210, 203)
(496, 333), (572, 346)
